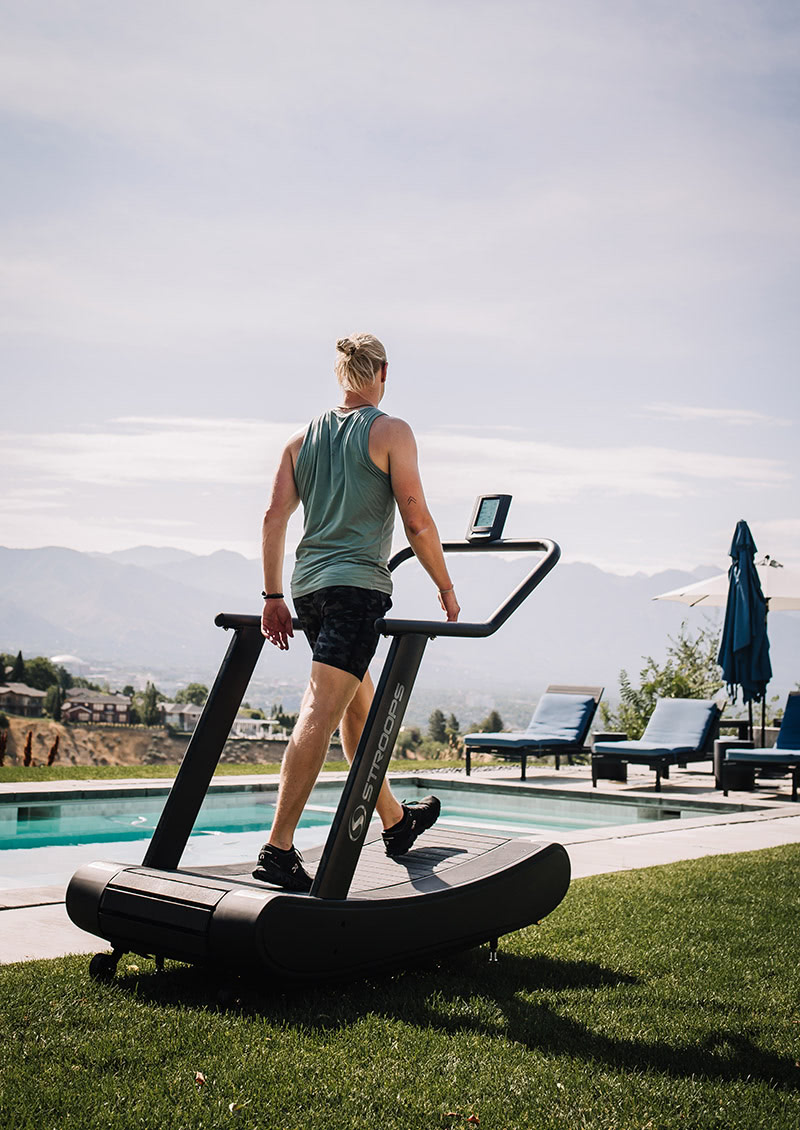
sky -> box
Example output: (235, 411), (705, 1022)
(2, 0), (799, 575)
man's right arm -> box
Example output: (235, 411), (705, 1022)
(261, 433), (303, 648)
(382, 419), (460, 622)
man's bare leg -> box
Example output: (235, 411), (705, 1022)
(269, 661), (361, 850)
(340, 671), (405, 830)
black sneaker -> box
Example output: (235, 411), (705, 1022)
(252, 844), (313, 892)
(382, 796), (441, 857)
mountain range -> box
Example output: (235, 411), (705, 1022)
(1, 545), (796, 727)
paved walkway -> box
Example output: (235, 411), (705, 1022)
(2, 764), (799, 964)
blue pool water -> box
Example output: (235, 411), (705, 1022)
(2, 780), (704, 853)
(1, 779), (732, 891)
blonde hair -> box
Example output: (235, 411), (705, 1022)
(335, 333), (387, 392)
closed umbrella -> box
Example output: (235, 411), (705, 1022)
(655, 537), (800, 744)
(716, 520), (772, 742)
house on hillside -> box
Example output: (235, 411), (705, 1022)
(0, 683), (47, 717)
(62, 688), (131, 725)
(229, 717), (289, 740)
(161, 702), (204, 733)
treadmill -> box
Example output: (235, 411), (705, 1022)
(67, 495), (571, 982)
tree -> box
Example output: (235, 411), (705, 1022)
(10, 651), (25, 682)
(600, 622), (723, 740)
(446, 713), (461, 748)
(175, 683), (209, 706)
(478, 709), (504, 733)
(271, 702), (298, 731)
(22, 657), (66, 692)
(71, 676), (104, 691)
(44, 684), (62, 720)
(141, 681), (163, 726)
(428, 708), (447, 743)
(395, 726), (422, 757)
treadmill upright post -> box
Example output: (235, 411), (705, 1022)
(142, 624), (265, 871)
(310, 632), (429, 901)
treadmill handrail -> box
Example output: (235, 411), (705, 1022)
(214, 537), (560, 639)
(380, 537), (559, 638)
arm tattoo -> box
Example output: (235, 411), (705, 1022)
(406, 495), (417, 505)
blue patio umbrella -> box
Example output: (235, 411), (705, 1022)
(717, 520), (772, 741)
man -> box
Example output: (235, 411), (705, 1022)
(255, 333), (459, 891)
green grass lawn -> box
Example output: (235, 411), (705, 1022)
(2, 845), (799, 1129)
(0, 758), (466, 784)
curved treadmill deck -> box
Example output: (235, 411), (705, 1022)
(76, 828), (570, 980)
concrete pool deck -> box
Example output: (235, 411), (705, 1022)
(2, 762), (799, 965)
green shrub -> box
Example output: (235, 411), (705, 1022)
(601, 621), (723, 739)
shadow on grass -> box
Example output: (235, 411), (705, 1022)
(106, 948), (798, 1092)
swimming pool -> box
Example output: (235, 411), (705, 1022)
(1, 777), (742, 890)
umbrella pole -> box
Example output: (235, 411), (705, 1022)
(762, 602), (769, 749)
(748, 701), (753, 743)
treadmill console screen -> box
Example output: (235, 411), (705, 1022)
(467, 494), (512, 541)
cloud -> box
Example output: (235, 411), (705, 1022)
(3, 416), (789, 506)
(643, 403), (790, 427)
(3, 418), (302, 487)
(757, 519), (800, 558)
(2, 2), (798, 373)
(0, 486), (69, 513)
(417, 430), (789, 504)
(2, 2), (798, 571)
(3, 3), (798, 144)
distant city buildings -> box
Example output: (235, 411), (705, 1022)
(49, 654), (91, 676)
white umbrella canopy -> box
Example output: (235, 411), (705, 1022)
(654, 557), (800, 611)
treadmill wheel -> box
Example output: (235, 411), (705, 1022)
(89, 952), (119, 982)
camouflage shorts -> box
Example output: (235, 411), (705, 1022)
(293, 586), (393, 680)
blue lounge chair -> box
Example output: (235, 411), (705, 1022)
(723, 692), (800, 802)
(463, 685), (603, 779)
(592, 697), (722, 792)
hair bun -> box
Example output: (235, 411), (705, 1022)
(336, 337), (358, 358)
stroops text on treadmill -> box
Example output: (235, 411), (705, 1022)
(348, 682), (405, 841)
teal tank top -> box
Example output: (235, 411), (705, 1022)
(291, 406), (395, 598)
